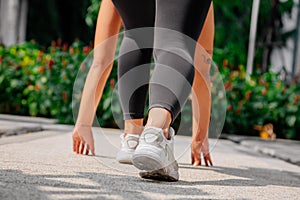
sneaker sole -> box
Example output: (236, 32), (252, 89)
(117, 159), (132, 164)
(139, 169), (178, 182)
(132, 153), (164, 171)
(132, 153), (179, 181)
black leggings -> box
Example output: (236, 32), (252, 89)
(112, 0), (211, 121)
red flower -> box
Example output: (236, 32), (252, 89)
(259, 77), (266, 85)
(0, 56), (2, 63)
(62, 43), (68, 51)
(223, 59), (228, 67)
(235, 108), (241, 115)
(51, 41), (56, 47)
(39, 66), (45, 73)
(294, 95), (300, 105)
(245, 91), (252, 100)
(83, 46), (90, 54)
(62, 91), (67, 102)
(110, 79), (115, 89)
(49, 59), (54, 70)
(262, 88), (267, 96)
(37, 51), (43, 61)
(224, 81), (233, 91)
(227, 105), (233, 111)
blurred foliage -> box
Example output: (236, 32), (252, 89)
(219, 62), (300, 139)
(27, 0), (92, 46)
(0, 41), (119, 126)
(85, 0), (295, 69)
(85, 0), (102, 30)
(27, 0), (295, 69)
(213, 0), (295, 69)
(1, 0), (298, 139)
(1, 42), (299, 139)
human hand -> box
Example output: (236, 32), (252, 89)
(191, 137), (213, 167)
(72, 125), (95, 156)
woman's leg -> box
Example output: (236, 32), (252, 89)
(191, 3), (214, 166)
(147, 0), (212, 137)
(111, 0), (156, 163)
(133, 0), (212, 182)
(112, 0), (155, 135)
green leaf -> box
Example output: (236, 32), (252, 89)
(29, 102), (38, 116)
(0, 75), (4, 85)
(269, 102), (278, 110)
(286, 116), (296, 127)
(103, 98), (111, 110)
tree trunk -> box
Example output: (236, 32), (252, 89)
(18, 0), (28, 43)
(293, 1), (300, 78)
(0, 0), (3, 45)
(0, 0), (28, 46)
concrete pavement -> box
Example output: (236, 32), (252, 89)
(223, 135), (300, 166)
(0, 116), (299, 200)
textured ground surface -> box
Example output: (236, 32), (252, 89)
(0, 117), (299, 200)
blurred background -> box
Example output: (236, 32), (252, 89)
(0, 0), (299, 140)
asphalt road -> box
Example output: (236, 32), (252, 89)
(0, 123), (299, 200)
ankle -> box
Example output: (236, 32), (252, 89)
(124, 119), (144, 137)
(163, 128), (170, 139)
(146, 107), (172, 139)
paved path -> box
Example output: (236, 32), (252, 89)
(0, 117), (299, 199)
(223, 135), (300, 166)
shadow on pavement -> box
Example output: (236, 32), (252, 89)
(1, 164), (299, 199)
(179, 164), (300, 187)
(0, 169), (208, 200)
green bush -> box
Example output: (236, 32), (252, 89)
(1, 42), (299, 139)
(220, 62), (300, 139)
(0, 41), (118, 125)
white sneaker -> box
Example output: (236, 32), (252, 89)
(132, 126), (179, 181)
(116, 133), (140, 164)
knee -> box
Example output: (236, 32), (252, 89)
(154, 47), (193, 65)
